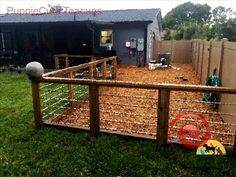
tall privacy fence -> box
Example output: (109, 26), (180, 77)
(153, 40), (192, 63)
(155, 39), (236, 129)
(28, 56), (236, 152)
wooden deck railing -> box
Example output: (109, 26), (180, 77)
(54, 54), (103, 69)
(48, 56), (117, 78)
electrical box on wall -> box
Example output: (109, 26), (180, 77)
(137, 38), (144, 51)
(130, 38), (137, 48)
(125, 41), (131, 47)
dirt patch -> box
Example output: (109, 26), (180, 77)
(52, 64), (234, 147)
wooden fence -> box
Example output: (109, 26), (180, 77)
(191, 39), (236, 129)
(49, 56), (117, 79)
(54, 54), (103, 69)
(153, 40), (192, 63)
(29, 56), (236, 152)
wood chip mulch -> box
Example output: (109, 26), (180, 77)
(51, 64), (235, 147)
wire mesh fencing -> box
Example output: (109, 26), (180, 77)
(40, 83), (90, 128)
(99, 87), (158, 138)
(168, 91), (236, 149)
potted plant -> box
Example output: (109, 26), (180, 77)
(16, 66), (22, 73)
(1, 66), (6, 72)
(9, 65), (14, 72)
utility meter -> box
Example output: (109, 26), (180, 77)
(137, 38), (144, 51)
(130, 38), (137, 49)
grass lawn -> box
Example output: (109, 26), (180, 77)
(0, 74), (235, 177)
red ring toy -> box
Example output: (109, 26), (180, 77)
(169, 113), (211, 149)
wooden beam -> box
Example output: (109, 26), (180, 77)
(219, 39), (228, 80)
(54, 56), (59, 70)
(67, 71), (74, 107)
(93, 66), (98, 79)
(171, 40), (175, 62)
(207, 40), (213, 78)
(233, 132), (236, 156)
(89, 65), (94, 79)
(195, 41), (200, 75)
(200, 41), (205, 82)
(65, 56), (69, 68)
(40, 77), (236, 94)
(157, 89), (170, 145)
(111, 57), (117, 79)
(44, 56), (116, 77)
(89, 85), (100, 136)
(91, 56), (96, 61)
(102, 61), (107, 80)
(31, 80), (43, 128)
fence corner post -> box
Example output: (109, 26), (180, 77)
(26, 62), (44, 128)
(89, 85), (100, 136)
(157, 89), (170, 145)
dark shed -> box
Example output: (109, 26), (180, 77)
(0, 9), (162, 68)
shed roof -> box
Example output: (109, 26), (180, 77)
(0, 8), (161, 24)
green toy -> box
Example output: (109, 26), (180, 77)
(203, 68), (220, 109)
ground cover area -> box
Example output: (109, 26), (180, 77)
(52, 64), (234, 147)
(0, 73), (236, 177)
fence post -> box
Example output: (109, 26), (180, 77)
(200, 40), (205, 82)
(54, 56), (59, 70)
(89, 85), (100, 136)
(93, 65), (98, 79)
(157, 89), (170, 145)
(91, 56), (96, 62)
(171, 40), (175, 62)
(111, 57), (117, 79)
(89, 65), (94, 79)
(233, 132), (236, 156)
(26, 62), (44, 128)
(219, 38), (228, 79)
(191, 40), (195, 68)
(195, 40), (200, 75)
(102, 61), (107, 79)
(207, 40), (213, 78)
(65, 55), (69, 68)
(31, 79), (43, 128)
(67, 71), (74, 107)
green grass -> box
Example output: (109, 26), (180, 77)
(0, 74), (235, 177)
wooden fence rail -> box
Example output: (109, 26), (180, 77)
(54, 54), (103, 69)
(47, 56), (117, 78)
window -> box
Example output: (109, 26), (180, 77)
(100, 29), (113, 46)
